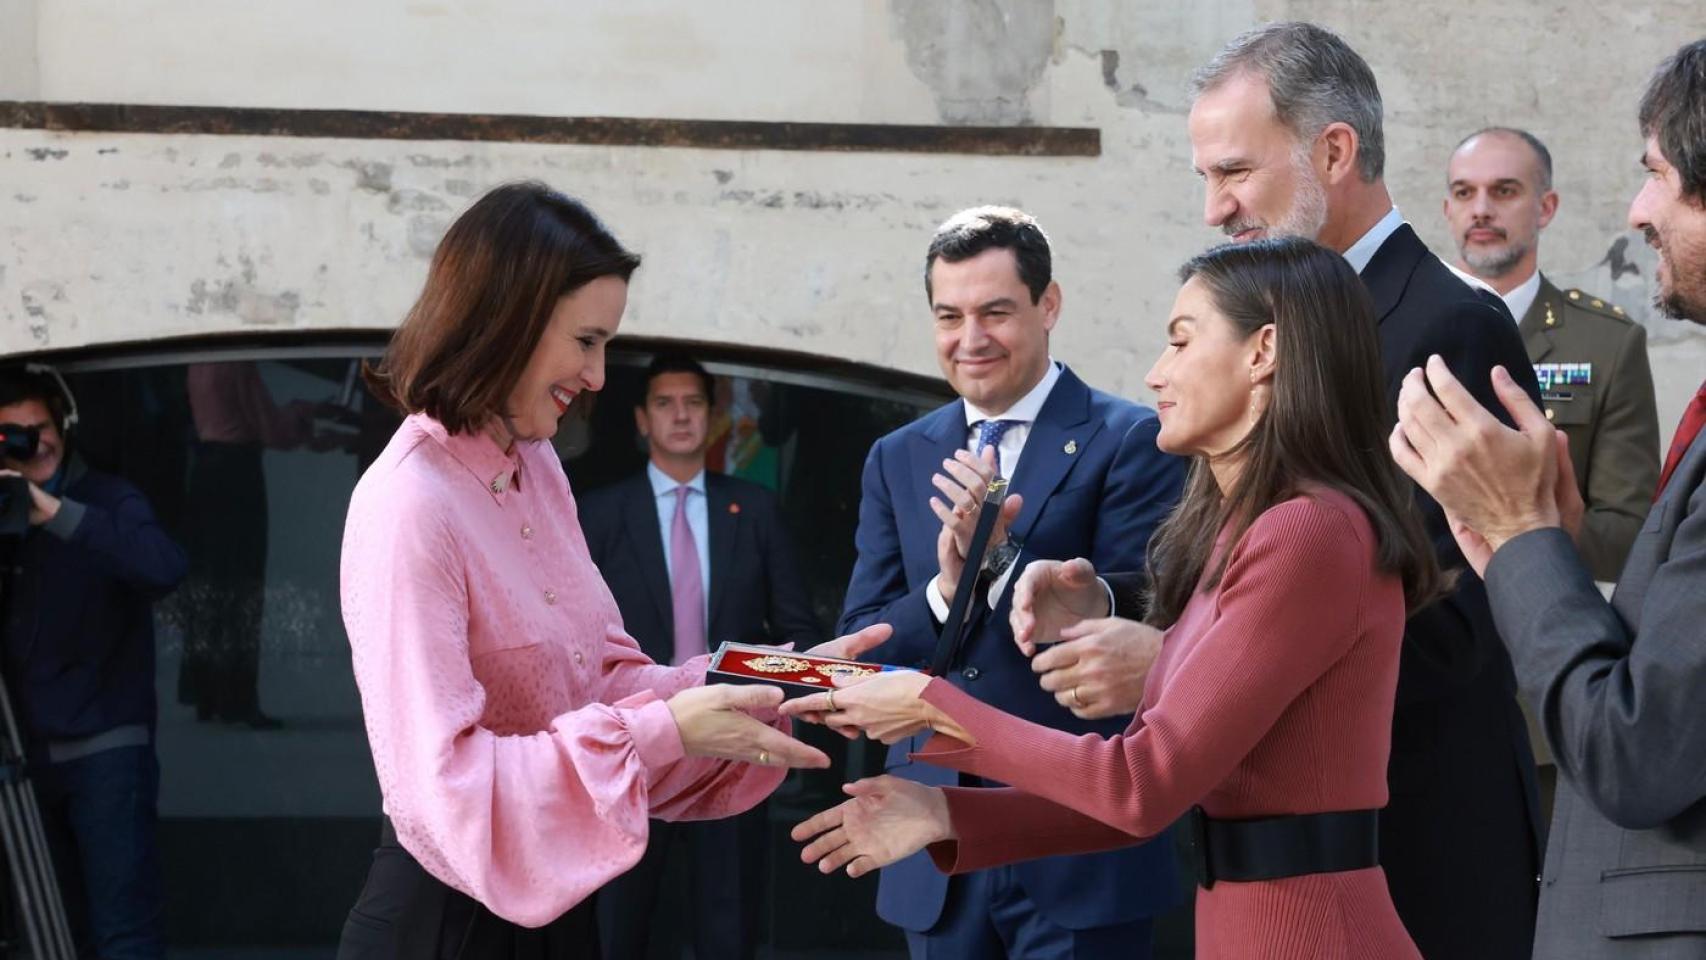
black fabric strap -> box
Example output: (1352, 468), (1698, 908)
(1187, 807), (1379, 889)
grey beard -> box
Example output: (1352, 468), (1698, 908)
(1276, 162), (1329, 241)
(1463, 241), (1528, 279)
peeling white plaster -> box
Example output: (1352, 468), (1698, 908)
(2, 0), (1704, 438)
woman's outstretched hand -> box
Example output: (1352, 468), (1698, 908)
(667, 684), (829, 768)
(791, 775), (952, 878)
(779, 669), (935, 744)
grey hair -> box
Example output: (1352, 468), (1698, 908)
(1191, 21), (1385, 183)
(1453, 127), (1554, 191)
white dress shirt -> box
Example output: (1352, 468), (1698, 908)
(1341, 205), (1406, 276)
(648, 462), (710, 622)
(925, 362), (1062, 621)
(1498, 271), (1542, 325)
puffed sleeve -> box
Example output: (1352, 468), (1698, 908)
(595, 629), (789, 822)
(341, 477), (779, 928)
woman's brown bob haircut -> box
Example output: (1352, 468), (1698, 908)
(365, 181), (641, 433)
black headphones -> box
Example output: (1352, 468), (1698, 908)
(19, 363), (79, 436)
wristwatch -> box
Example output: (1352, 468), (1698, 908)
(980, 538), (1022, 587)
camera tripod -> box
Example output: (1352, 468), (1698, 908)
(0, 550), (74, 959)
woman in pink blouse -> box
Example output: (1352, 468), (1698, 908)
(336, 182), (885, 958)
(785, 238), (1446, 958)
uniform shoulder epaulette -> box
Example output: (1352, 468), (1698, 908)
(1563, 288), (1635, 324)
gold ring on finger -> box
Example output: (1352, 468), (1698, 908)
(757, 750), (770, 765)
(825, 688), (838, 712)
(1071, 687), (1084, 708)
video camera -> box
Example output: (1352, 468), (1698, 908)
(0, 424), (39, 537)
(0, 424), (38, 463)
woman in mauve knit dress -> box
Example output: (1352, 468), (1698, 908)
(785, 237), (1446, 959)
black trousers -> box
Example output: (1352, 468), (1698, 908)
(337, 819), (599, 960)
(594, 810), (764, 960)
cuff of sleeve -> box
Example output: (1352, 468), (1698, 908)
(908, 679), (986, 768)
(677, 656), (712, 683)
(42, 497), (85, 541)
(1486, 526), (1578, 592)
(986, 559), (1017, 611)
(925, 575), (950, 624)
(925, 786), (990, 875)
(621, 696), (687, 780)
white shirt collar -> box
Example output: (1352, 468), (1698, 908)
(964, 359), (1062, 427)
(1497, 270), (1542, 324)
(1341, 206), (1405, 275)
(647, 462), (706, 497)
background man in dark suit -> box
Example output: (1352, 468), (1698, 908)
(580, 353), (819, 960)
(1019, 22), (1547, 959)
(1393, 38), (1706, 958)
(839, 207), (1186, 959)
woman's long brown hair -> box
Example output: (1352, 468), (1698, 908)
(1145, 237), (1448, 627)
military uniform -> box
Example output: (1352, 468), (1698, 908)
(1521, 274), (1660, 581)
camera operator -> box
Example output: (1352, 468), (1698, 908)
(0, 368), (186, 960)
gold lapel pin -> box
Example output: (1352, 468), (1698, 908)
(1064, 440), (1078, 455)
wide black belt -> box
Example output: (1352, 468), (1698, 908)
(1186, 806), (1379, 889)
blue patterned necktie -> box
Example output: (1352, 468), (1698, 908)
(976, 419), (1020, 480)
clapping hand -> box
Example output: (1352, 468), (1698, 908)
(932, 447), (1024, 605)
(1009, 557), (1110, 656)
(1390, 358), (1567, 575)
(792, 775), (952, 878)
(1030, 617), (1162, 719)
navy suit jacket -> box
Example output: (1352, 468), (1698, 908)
(838, 366), (1187, 932)
(579, 471), (820, 664)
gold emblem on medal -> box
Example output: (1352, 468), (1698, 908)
(814, 662), (877, 681)
(743, 654), (811, 674)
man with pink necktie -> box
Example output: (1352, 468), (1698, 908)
(579, 352), (819, 960)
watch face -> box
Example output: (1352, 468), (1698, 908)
(983, 540), (1020, 577)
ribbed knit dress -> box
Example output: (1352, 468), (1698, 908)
(915, 488), (1420, 959)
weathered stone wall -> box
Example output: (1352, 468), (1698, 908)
(2, 0), (1702, 434)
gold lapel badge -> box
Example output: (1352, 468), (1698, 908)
(1064, 440), (1078, 455)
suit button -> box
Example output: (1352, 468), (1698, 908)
(961, 666), (980, 681)
(544, 589), (557, 605)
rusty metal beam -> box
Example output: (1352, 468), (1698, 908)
(0, 101), (1099, 157)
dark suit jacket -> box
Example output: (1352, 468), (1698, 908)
(1106, 225), (1544, 957)
(1485, 425), (1706, 957)
(839, 366), (1187, 932)
(579, 471), (819, 663)
(1521, 275), (1660, 580)
(1367, 225), (1545, 958)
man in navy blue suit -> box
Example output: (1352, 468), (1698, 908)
(838, 207), (1187, 959)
